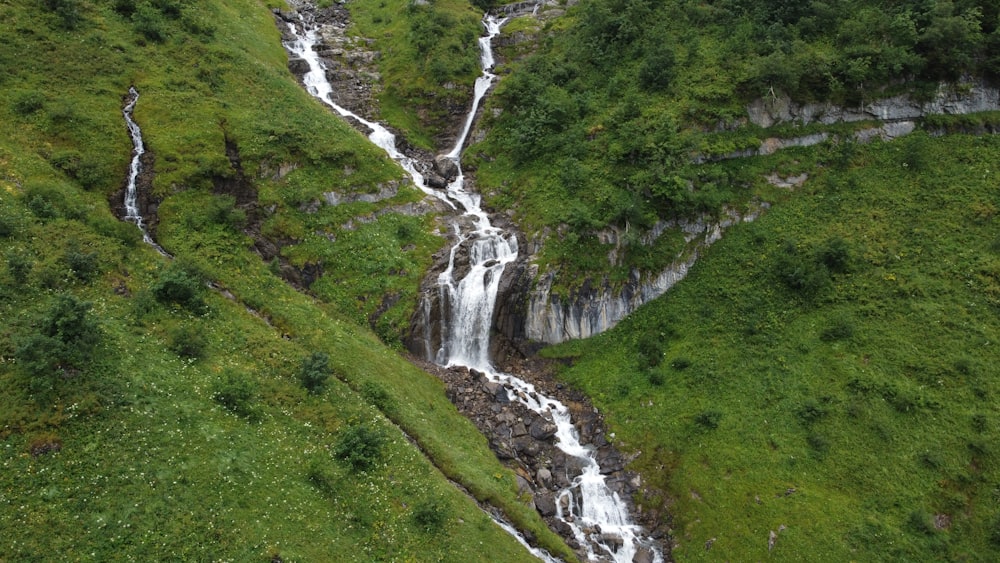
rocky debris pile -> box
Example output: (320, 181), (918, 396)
(277, 2), (382, 121)
(417, 358), (669, 561)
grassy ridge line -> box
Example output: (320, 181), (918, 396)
(346, 0), (485, 148)
(544, 133), (1000, 561)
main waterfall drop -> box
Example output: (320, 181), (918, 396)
(284, 8), (661, 562)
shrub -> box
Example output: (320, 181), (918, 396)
(796, 399), (827, 426)
(298, 352), (330, 395)
(333, 423), (386, 472)
(817, 236), (853, 273)
(807, 433), (830, 457)
(360, 381), (396, 414)
(211, 369), (257, 419)
(775, 241), (829, 296)
(168, 323), (207, 359)
(412, 497), (448, 532)
(11, 90), (46, 115)
(15, 293), (100, 381)
(27, 195), (58, 220)
(907, 509), (936, 535)
(151, 263), (205, 312)
(64, 242), (98, 282)
(647, 370), (665, 386)
(636, 331), (664, 369)
(43, 0), (81, 30)
(694, 410), (722, 430)
(671, 357), (692, 370)
(820, 315), (854, 342)
(5, 250), (33, 285)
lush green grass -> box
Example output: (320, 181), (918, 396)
(544, 133), (1000, 561)
(348, 0), (485, 148)
(0, 1), (575, 560)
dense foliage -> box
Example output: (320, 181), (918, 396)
(473, 0), (1000, 283)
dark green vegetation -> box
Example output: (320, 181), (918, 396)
(544, 133), (1000, 560)
(472, 0), (1000, 285)
(0, 0), (573, 560)
(347, 0), (486, 147)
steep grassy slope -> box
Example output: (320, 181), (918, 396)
(544, 133), (1000, 560)
(0, 0), (572, 559)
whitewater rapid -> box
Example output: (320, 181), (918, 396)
(285, 8), (660, 562)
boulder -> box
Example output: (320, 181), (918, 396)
(535, 492), (557, 517)
(433, 155), (459, 181)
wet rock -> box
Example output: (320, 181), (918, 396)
(633, 546), (655, 563)
(535, 493), (557, 517)
(426, 174), (448, 189)
(529, 418), (557, 440)
(536, 468), (552, 488)
(434, 155), (459, 181)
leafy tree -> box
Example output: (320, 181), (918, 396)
(298, 351), (331, 394)
(917, 2), (984, 80)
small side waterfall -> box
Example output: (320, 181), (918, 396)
(122, 87), (169, 256)
(284, 8), (661, 562)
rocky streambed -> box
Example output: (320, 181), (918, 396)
(415, 356), (671, 562)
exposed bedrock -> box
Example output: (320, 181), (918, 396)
(492, 205), (767, 349)
(746, 78), (1000, 128)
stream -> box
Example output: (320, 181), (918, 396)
(122, 87), (169, 257)
(285, 7), (661, 562)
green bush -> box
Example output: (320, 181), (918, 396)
(333, 423), (386, 472)
(167, 323), (207, 359)
(211, 369), (258, 419)
(151, 263), (206, 312)
(412, 497), (448, 533)
(694, 409), (722, 430)
(11, 90), (46, 116)
(64, 242), (98, 282)
(5, 250), (33, 285)
(298, 351), (330, 395)
(15, 293), (100, 381)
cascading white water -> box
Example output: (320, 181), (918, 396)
(285, 9), (660, 563)
(122, 87), (170, 257)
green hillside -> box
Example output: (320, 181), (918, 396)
(543, 133), (1000, 560)
(0, 0), (570, 560)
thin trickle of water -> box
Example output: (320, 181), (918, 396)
(284, 8), (660, 562)
(122, 87), (170, 257)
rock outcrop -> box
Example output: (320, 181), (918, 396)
(747, 79), (1000, 128)
(495, 205), (767, 346)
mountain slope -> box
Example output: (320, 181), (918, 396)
(0, 1), (570, 559)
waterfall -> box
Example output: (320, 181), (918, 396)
(122, 87), (170, 257)
(284, 9), (660, 562)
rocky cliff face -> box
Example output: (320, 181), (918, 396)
(747, 79), (1000, 128)
(493, 205), (767, 347)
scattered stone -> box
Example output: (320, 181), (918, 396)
(535, 493), (557, 517)
(934, 514), (951, 530)
(705, 537), (716, 551)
